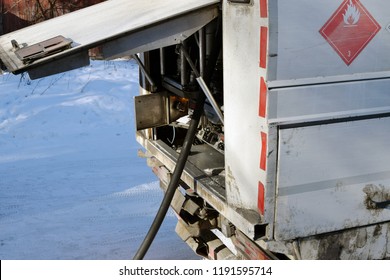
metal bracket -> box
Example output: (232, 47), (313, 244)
(228, 0), (251, 4)
(11, 40), (20, 50)
(180, 44), (224, 125)
(14, 35), (72, 64)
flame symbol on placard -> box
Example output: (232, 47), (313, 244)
(343, 0), (361, 25)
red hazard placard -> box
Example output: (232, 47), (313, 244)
(319, 0), (381, 65)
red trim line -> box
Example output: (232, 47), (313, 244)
(258, 182), (265, 215)
(260, 26), (268, 68)
(259, 77), (267, 118)
(260, 0), (268, 18)
(260, 132), (267, 171)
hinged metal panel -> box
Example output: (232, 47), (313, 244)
(275, 117), (390, 240)
(0, 0), (219, 79)
(135, 93), (169, 130)
(134, 93), (190, 131)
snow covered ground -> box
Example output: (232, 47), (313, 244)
(0, 60), (197, 260)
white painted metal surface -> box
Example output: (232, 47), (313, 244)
(268, 0), (390, 83)
(275, 117), (390, 240)
(268, 78), (390, 124)
(0, 0), (219, 77)
(222, 0), (390, 257)
(223, 1), (265, 215)
(1, 0), (390, 259)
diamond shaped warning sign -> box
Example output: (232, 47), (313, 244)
(319, 0), (381, 65)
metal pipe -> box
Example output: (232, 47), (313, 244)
(131, 54), (156, 91)
(160, 48), (165, 76)
(180, 41), (189, 87)
(181, 46), (200, 77)
(199, 28), (206, 78)
(196, 77), (224, 125)
(181, 45), (224, 125)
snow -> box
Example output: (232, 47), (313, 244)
(0, 60), (198, 260)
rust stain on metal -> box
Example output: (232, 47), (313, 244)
(373, 224), (382, 238)
(226, 165), (242, 207)
(317, 229), (368, 259)
(302, 223), (390, 259)
(363, 184), (390, 212)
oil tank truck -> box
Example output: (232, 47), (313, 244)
(0, 0), (389, 259)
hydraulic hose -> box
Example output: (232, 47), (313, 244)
(133, 93), (206, 260)
(133, 16), (222, 260)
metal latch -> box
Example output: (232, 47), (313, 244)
(13, 35), (73, 64)
(363, 184), (390, 210)
(366, 199), (390, 210)
(228, 0), (251, 3)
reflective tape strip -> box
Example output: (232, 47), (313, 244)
(260, 26), (268, 68)
(258, 181), (265, 215)
(259, 76), (267, 118)
(260, 0), (268, 18)
(260, 132), (267, 171)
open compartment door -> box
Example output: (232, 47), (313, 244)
(0, 0), (219, 79)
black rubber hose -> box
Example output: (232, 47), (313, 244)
(133, 93), (206, 260)
(133, 16), (222, 260)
